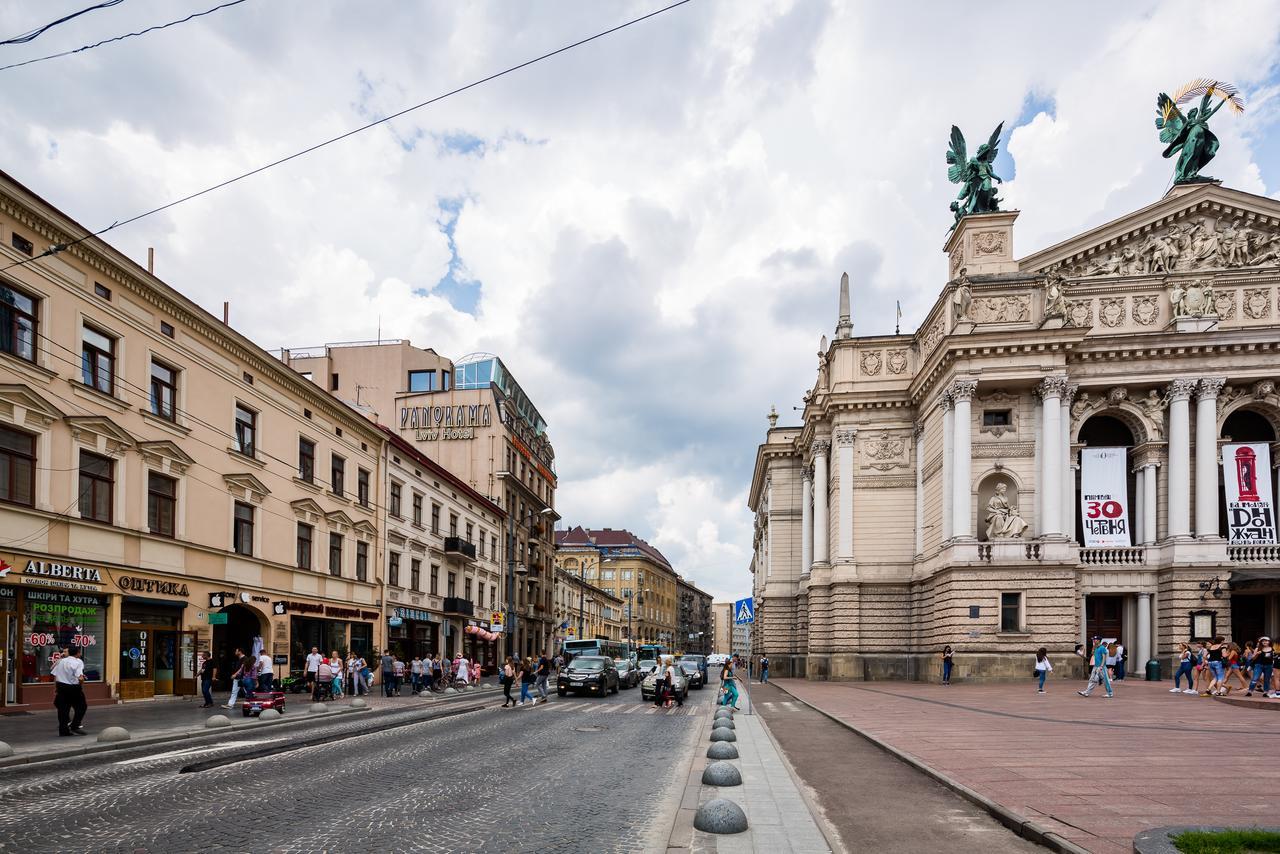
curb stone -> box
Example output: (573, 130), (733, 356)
(771, 681), (1091, 854)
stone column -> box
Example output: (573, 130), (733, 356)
(1061, 385), (1077, 537)
(836, 428), (856, 562)
(1136, 592), (1152, 670)
(914, 422), (925, 555)
(941, 396), (954, 541)
(1142, 462), (1159, 545)
(1195, 377), (1225, 538)
(951, 380), (978, 539)
(801, 468), (813, 572)
(1039, 376), (1067, 536)
(1033, 400), (1043, 535)
(812, 440), (830, 565)
(1166, 379), (1197, 538)
(1134, 466), (1145, 545)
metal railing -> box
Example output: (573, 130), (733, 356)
(1079, 547), (1147, 566)
(1228, 544), (1280, 563)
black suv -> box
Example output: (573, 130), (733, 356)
(556, 656), (619, 697)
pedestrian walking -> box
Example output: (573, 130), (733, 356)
(1220, 642), (1248, 694)
(472, 659), (482, 684)
(392, 655), (406, 695)
(1034, 647), (1053, 693)
(534, 653), (550, 704)
(305, 646), (322, 697)
(941, 645), (954, 685)
(501, 657), (516, 707)
(224, 648), (247, 709)
(316, 656), (334, 701)
(1203, 636), (1227, 696)
(1104, 642), (1119, 683)
(1078, 636), (1113, 698)
(1171, 642), (1196, 694)
(664, 657), (683, 707)
(718, 657), (739, 709)
(518, 658), (534, 705)
(759, 654), (770, 684)
(1248, 636), (1274, 697)
(330, 651), (345, 699)
(430, 654), (442, 691)
(345, 652), (359, 696)
(454, 653), (470, 686)
(380, 650), (395, 697)
(410, 656), (423, 694)
(257, 648), (275, 693)
(199, 654), (217, 707)
(52, 645), (89, 736)
(1115, 642), (1127, 680)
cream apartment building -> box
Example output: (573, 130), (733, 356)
(751, 180), (1280, 681)
(553, 564), (624, 644)
(283, 342), (559, 658)
(0, 171), (385, 708)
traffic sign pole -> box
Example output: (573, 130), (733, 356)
(733, 596), (755, 716)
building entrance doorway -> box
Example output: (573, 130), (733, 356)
(1, 613), (16, 707)
(211, 605), (264, 690)
(1232, 595), (1266, 645)
(1085, 594), (1125, 656)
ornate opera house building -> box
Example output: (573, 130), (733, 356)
(749, 181), (1280, 681)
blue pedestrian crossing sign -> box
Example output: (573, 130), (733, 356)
(733, 597), (754, 624)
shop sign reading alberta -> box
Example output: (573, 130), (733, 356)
(400, 404), (492, 441)
(0, 558), (103, 592)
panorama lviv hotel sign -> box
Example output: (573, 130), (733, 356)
(400, 404), (492, 441)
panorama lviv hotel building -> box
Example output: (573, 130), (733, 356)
(750, 180), (1280, 681)
(282, 342), (559, 658)
(0, 171), (385, 709)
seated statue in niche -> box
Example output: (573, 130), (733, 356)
(985, 483), (1029, 540)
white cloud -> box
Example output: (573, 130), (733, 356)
(4, 0), (1279, 601)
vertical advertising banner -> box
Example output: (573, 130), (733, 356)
(1222, 443), (1276, 544)
(1080, 447), (1131, 547)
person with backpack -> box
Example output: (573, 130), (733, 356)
(1034, 647), (1053, 693)
(534, 653), (551, 704)
(759, 654), (770, 684)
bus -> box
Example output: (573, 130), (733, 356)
(636, 643), (666, 663)
(563, 639), (629, 662)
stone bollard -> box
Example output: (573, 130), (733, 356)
(258, 708), (281, 721)
(0, 741), (12, 758)
(701, 760), (743, 787)
(709, 727), (737, 743)
(349, 698), (367, 708)
(714, 707), (733, 719)
(706, 742), (739, 760)
(714, 718), (735, 730)
(97, 726), (131, 744)
(444, 687), (458, 695)
(204, 715), (232, 729)
(309, 703), (329, 714)
(693, 798), (748, 834)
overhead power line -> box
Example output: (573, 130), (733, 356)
(0, 0), (125, 46)
(0, 0), (251, 73)
(0, 0), (695, 275)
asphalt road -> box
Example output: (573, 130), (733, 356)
(0, 680), (714, 854)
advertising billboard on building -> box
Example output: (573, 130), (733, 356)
(1222, 442), (1276, 544)
(1080, 447), (1131, 547)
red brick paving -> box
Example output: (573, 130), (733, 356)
(773, 677), (1280, 854)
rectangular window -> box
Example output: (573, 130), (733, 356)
(22, 591), (106, 684)
(412, 493), (422, 525)
(0, 425), (35, 507)
(983, 410), (1012, 427)
(430, 564), (439, 595)
(298, 437), (315, 482)
(358, 468), (371, 507)
(234, 404), (257, 457)
(0, 283), (38, 361)
(11, 233), (33, 255)
(160, 321), (175, 338)
(441, 370), (451, 391)
(465, 521), (473, 545)
(330, 373), (339, 391)
(297, 523), (313, 569)
(147, 472), (176, 537)
(410, 558), (421, 592)
(447, 572), (456, 598)
(81, 325), (115, 394)
(489, 584), (496, 608)
(465, 577), (473, 602)
(149, 360), (177, 420)
(356, 541), (368, 582)
(449, 514), (458, 537)
(389, 552), (401, 587)
(389, 481), (401, 517)
(77, 451), (113, 523)
(331, 454), (345, 497)
(491, 535), (498, 562)
(233, 501), (254, 555)
(431, 503), (440, 534)
(1000, 592), (1022, 633)
(478, 534), (486, 558)
(329, 533), (343, 576)
(407, 369), (435, 392)
(622, 569), (633, 580)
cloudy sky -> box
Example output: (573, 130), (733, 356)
(3, 0), (1279, 600)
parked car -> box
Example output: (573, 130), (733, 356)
(678, 657), (706, 689)
(556, 656), (619, 697)
(707, 653), (729, 668)
(679, 655), (708, 688)
(636, 659), (659, 679)
(614, 659), (641, 688)
(640, 666), (689, 702)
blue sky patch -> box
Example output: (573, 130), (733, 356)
(431, 196), (481, 315)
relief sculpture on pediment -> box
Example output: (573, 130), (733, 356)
(1062, 214), (1280, 278)
(971, 294), (1030, 323)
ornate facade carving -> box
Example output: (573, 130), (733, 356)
(887, 349), (908, 374)
(1133, 294), (1161, 325)
(1213, 290), (1236, 320)
(974, 231), (1006, 255)
(1170, 279), (1216, 318)
(1254, 379), (1277, 400)
(1064, 215), (1280, 277)
(971, 294), (1030, 323)
(973, 442), (1035, 459)
(1098, 296), (1126, 327)
(1065, 299), (1093, 328)
(1042, 271), (1069, 321)
(1039, 376), (1068, 399)
(1198, 377), (1226, 399)
(1243, 287), (1272, 320)
(859, 350), (883, 376)
(862, 432), (908, 471)
(977, 390), (1018, 437)
(921, 317), (945, 355)
(834, 428), (857, 446)
(1167, 378), (1199, 401)
(949, 379), (978, 402)
(810, 439), (831, 456)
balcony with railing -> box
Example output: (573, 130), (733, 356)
(443, 597), (474, 616)
(443, 537), (477, 560)
(1078, 546), (1148, 566)
(1229, 544), (1280, 563)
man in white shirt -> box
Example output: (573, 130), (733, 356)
(663, 658), (684, 708)
(51, 645), (88, 736)
(257, 650), (275, 692)
(305, 647), (322, 696)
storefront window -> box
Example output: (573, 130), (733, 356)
(22, 590), (106, 682)
(350, 623), (372, 656)
(120, 629), (150, 679)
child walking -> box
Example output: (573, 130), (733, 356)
(1034, 647), (1053, 693)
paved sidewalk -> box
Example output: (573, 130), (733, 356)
(671, 700), (834, 853)
(0, 683), (497, 759)
(773, 678), (1280, 854)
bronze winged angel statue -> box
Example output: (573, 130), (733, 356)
(946, 122), (1004, 229)
(1155, 79), (1245, 184)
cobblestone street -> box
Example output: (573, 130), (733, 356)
(0, 685), (712, 854)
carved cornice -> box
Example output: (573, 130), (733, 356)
(852, 475), (915, 489)
(973, 442), (1035, 459)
